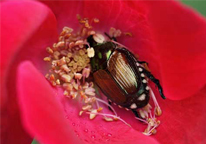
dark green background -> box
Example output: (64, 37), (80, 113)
(182, 0), (206, 16)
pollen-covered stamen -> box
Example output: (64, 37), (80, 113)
(135, 117), (149, 124)
(136, 88), (162, 135)
(86, 112), (131, 127)
(89, 109), (98, 119)
(95, 97), (118, 116)
(44, 22), (94, 102)
(143, 120), (160, 136)
(149, 87), (162, 116)
(109, 27), (121, 38)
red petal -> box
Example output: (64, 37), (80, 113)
(40, 0), (84, 32)
(138, 1), (206, 100)
(56, 89), (159, 144)
(17, 61), (81, 144)
(154, 86), (206, 143)
(0, 1), (57, 143)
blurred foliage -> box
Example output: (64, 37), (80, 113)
(182, 0), (206, 16)
(31, 139), (39, 144)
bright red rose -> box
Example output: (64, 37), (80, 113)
(1, 0), (206, 144)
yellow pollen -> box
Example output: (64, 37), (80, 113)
(46, 47), (53, 54)
(97, 107), (103, 112)
(93, 18), (99, 23)
(124, 32), (133, 37)
(155, 106), (162, 116)
(43, 57), (51, 62)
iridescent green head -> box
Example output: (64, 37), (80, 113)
(87, 34), (116, 72)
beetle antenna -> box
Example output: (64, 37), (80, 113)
(110, 40), (129, 49)
(104, 32), (113, 40)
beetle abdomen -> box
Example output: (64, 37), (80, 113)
(107, 50), (139, 94)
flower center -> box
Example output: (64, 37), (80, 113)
(44, 15), (163, 136)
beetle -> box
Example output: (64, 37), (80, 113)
(87, 33), (166, 118)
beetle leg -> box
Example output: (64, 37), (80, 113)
(137, 61), (148, 65)
(141, 68), (166, 99)
(108, 100), (112, 111)
(131, 109), (141, 119)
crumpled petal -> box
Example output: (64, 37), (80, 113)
(0, 1), (57, 143)
(17, 61), (81, 144)
(136, 1), (206, 100)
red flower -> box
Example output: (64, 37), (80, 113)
(1, 0), (206, 144)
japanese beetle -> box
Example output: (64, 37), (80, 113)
(87, 33), (165, 117)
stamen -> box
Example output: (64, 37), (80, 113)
(86, 112), (131, 127)
(95, 97), (118, 116)
(104, 117), (114, 122)
(149, 87), (161, 115)
(135, 87), (162, 135)
(135, 117), (148, 124)
(43, 57), (51, 62)
(90, 109), (98, 119)
(144, 122), (159, 136)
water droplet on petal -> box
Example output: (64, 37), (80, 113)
(84, 129), (88, 133)
(106, 139), (110, 141)
(107, 133), (112, 137)
(72, 123), (75, 126)
(91, 135), (96, 139)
